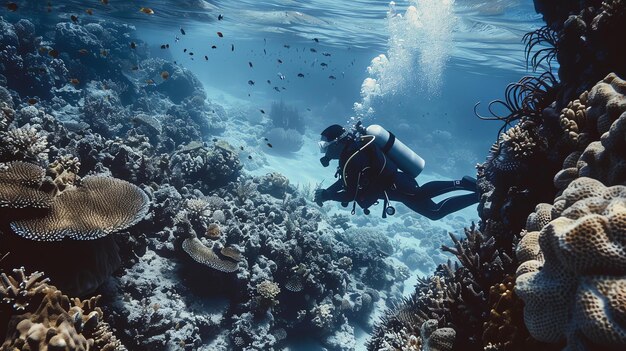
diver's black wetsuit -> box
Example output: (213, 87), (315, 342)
(321, 136), (478, 220)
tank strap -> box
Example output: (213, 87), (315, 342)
(381, 132), (395, 153)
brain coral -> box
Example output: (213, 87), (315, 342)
(587, 73), (626, 135)
(515, 177), (626, 350)
(10, 175), (150, 241)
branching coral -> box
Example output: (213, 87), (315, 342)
(559, 91), (589, 146)
(48, 154), (81, 194)
(0, 268), (49, 312)
(515, 177), (626, 350)
(0, 123), (49, 163)
(0, 268), (126, 351)
(499, 122), (540, 159)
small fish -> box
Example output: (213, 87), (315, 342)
(78, 49), (89, 55)
(248, 61), (253, 68)
(240, 146), (244, 150)
(71, 15), (78, 23)
(231, 44), (234, 51)
(48, 49), (59, 58)
(161, 71), (170, 80)
(85, 9), (94, 15)
(6, 2), (18, 11)
(266, 80), (271, 84)
(264, 137), (268, 141)
(139, 7), (154, 15)
(322, 52), (331, 56)
(184, 48), (187, 53)
(248, 155), (252, 160)
(212, 138), (218, 142)
(160, 44), (167, 49)
(273, 87), (280, 92)
(277, 73), (285, 80)
(320, 62), (327, 67)
(217, 32), (223, 37)
(70, 78), (80, 85)
(211, 45), (217, 49)
(130, 42), (136, 49)
(260, 109), (265, 114)
(175, 36), (180, 42)
(310, 48), (317, 53)
(297, 73), (304, 77)
(328, 75), (336, 80)
(189, 52), (194, 55)
(100, 49), (108, 57)
(248, 80), (255, 86)
(180, 28), (186, 35)
(204, 55), (208, 60)
(263, 49), (266, 55)
(267, 143), (273, 148)
(277, 59), (282, 64)
(27, 98), (38, 105)
(283, 44), (290, 48)
(306, 108), (311, 111)
(131, 65), (139, 70)
(313, 38), (319, 42)
(218, 14), (224, 20)
(38, 47), (47, 54)
(101, 0), (109, 4)
(145, 79), (155, 84)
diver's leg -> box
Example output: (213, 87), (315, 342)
(426, 192), (479, 220)
(388, 190), (439, 219)
(419, 176), (477, 198)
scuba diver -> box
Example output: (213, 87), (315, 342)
(314, 122), (479, 220)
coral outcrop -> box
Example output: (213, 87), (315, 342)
(515, 177), (626, 350)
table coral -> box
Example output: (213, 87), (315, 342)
(515, 177), (626, 350)
(10, 175), (150, 241)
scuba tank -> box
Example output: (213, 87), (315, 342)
(364, 124), (425, 178)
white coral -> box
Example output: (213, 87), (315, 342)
(0, 124), (48, 162)
(515, 177), (626, 350)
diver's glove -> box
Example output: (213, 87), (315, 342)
(314, 189), (328, 206)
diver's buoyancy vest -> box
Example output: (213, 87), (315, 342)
(365, 124), (425, 178)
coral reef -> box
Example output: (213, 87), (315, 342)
(370, 1), (626, 348)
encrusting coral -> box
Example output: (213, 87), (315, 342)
(515, 177), (626, 350)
